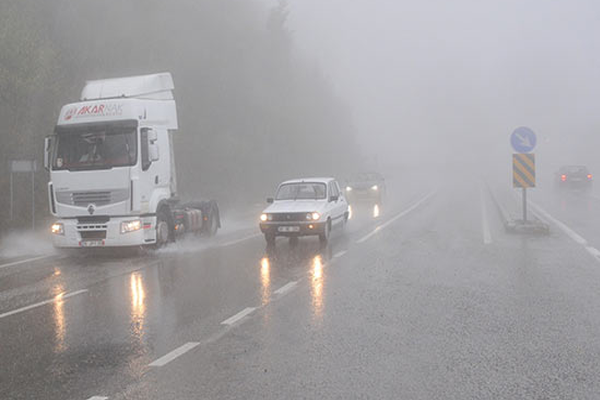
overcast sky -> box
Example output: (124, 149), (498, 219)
(260, 0), (600, 175)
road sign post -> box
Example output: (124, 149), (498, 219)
(511, 127), (536, 223)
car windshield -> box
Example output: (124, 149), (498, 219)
(53, 124), (137, 171)
(564, 166), (588, 174)
(276, 183), (327, 200)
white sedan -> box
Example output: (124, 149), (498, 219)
(259, 177), (349, 245)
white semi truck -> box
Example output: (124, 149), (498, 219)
(44, 73), (220, 248)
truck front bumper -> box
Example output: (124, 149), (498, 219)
(51, 216), (157, 248)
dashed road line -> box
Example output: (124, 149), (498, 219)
(333, 250), (347, 258)
(356, 191), (436, 244)
(0, 289), (88, 319)
(149, 342), (200, 367)
(221, 307), (257, 325)
(480, 186), (492, 245)
(274, 281), (298, 296)
(86, 396), (109, 400)
(528, 201), (600, 262)
(218, 233), (262, 247)
(0, 255), (54, 270)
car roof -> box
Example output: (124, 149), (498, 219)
(279, 177), (335, 185)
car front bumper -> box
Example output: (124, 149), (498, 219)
(259, 221), (326, 237)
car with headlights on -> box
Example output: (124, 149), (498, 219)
(260, 178), (349, 245)
(344, 172), (386, 204)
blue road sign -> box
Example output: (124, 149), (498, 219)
(511, 126), (536, 153)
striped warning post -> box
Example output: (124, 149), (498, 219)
(513, 153), (535, 188)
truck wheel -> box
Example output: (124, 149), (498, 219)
(207, 213), (219, 237)
(155, 211), (170, 247)
(319, 220), (331, 244)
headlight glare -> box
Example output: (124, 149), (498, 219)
(121, 219), (142, 234)
(371, 185), (379, 191)
(346, 186), (352, 192)
(51, 222), (64, 235)
(260, 213), (268, 222)
(311, 212), (320, 221)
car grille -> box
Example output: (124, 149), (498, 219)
(55, 189), (129, 207)
(270, 212), (308, 222)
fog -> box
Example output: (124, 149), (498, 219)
(265, 0), (600, 182)
(2, 0), (600, 233)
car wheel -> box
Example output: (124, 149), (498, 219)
(319, 220), (331, 244)
(265, 234), (276, 246)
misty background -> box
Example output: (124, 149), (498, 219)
(0, 0), (359, 232)
(2, 0), (600, 232)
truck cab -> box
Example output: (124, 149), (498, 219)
(45, 73), (216, 248)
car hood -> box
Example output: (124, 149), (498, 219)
(263, 200), (327, 214)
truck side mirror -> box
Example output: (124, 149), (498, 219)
(44, 136), (54, 170)
(149, 142), (159, 162)
(329, 195), (339, 202)
(267, 197), (274, 204)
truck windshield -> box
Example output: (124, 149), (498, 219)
(276, 183), (327, 200)
(53, 124), (137, 171)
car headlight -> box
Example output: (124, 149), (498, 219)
(346, 186), (352, 192)
(371, 185), (378, 191)
(306, 212), (320, 221)
(260, 213), (268, 222)
(51, 222), (64, 235)
(121, 219), (142, 234)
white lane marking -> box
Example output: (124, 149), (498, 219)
(149, 342), (200, 367)
(333, 250), (347, 258)
(218, 233), (262, 247)
(528, 201), (600, 261)
(479, 186), (492, 245)
(356, 191), (436, 244)
(0, 255), (54, 270)
(274, 281), (298, 296)
(87, 397), (109, 400)
(0, 289), (88, 319)
(221, 307), (257, 325)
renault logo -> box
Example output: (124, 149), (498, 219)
(87, 204), (96, 215)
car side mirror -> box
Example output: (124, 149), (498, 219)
(44, 136), (54, 170)
(267, 197), (274, 204)
(329, 195), (339, 202)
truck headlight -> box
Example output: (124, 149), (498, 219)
(346, 186), (352, 192)
(307, 212), (320, 221)
(371, 185), (379, 191)
(260, 213), (268, 222)
(51, 222), (64, 235)
(121, 219), (142, 234)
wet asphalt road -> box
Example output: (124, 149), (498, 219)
(3, 182), (600, 399)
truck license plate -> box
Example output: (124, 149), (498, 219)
(278, 226), (300, 233)
(80, 240), (104, 247)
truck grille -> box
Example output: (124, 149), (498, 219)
(55, 189), (129, 207)
(72, 191), (111, 206)
(270, 212), (308, 222)
(79, 230), (107, 239)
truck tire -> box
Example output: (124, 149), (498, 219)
(206, 212), (219, 237)
(155, 209), (170, 248)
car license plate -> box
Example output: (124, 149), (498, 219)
(80, 240), (104, 247)
(278, 226), (300, 233)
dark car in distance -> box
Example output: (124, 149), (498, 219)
(555, 165), (593, 191)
